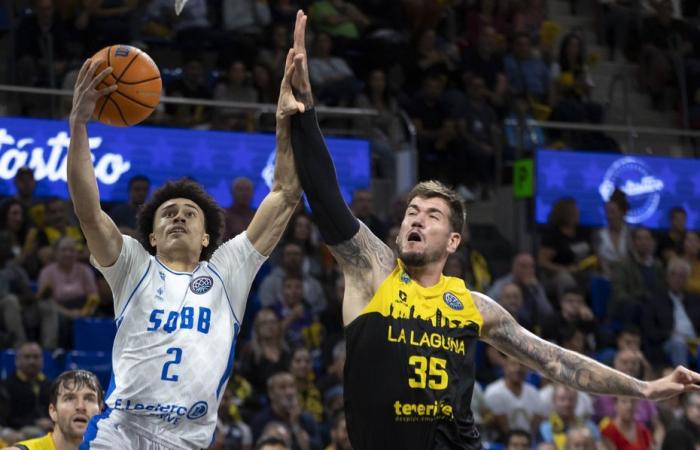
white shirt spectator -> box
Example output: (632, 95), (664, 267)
(484, 378), (546, 432)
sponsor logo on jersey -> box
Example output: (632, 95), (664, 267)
(393, 400), (454, 421)
(187, 401), (208, 419)
(190, 276), (213, 294)
(159, 271), (166, 281)
(443, 292), (463, 311)
(400, 272), (411, 284)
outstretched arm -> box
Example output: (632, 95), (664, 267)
(68, 59), (122, 267)
(246, 49), (303, 256)
(287, 11), (394, 322)
(474, 291), (700, 400)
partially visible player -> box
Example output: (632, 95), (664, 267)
(66, 17), (306, 450)
(2, 370), (103, 450)
(284, 9), (700, 450)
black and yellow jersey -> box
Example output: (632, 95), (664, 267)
(13, 433), (55, 450)
(345, 261), (483, 450)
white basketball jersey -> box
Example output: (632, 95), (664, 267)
(92, 233), (266, 449)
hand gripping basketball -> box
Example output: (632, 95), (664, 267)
(70, 58), (117, 126)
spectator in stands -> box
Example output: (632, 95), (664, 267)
(593, 189), (631, 277)
(405, 28), (459, 91)
(284, 213), (323, 280)
(317, 339), (344, 397)
(488, 253), (554, 331)
(258, 24), (291, 82)
(496, 282), (527, 327)
(504, 33), (552, 105)
(252, 63), (278, 105)
(541, 287), (595, 344)
(512, 0), (548, 43)
(108, 175), (149, 232)
(353, 68), (404, 179)
(539, 385), (601, 449)
(257, 421), (292, 448)
(350, 189), (387, 242)
(77, 0), (136, 54)
(4, 369), (103, 450)
(259, 241), (327, 314)
(642, 258), (700, 366)
(166, 58), (212, 127)
(224, 177), (256, 241)
(213, 60), (259, 131)
(537, 444), (557, 450)
(251, 372), (322, 450)
(14, 0), (68, 91)
(601, 396), (654, 450)
(484, 355), (546, 439)
(454, 223), (492, 292)
(564, 426), (597, 450)
(214, 380), (254, 450)
(277, 274), (321, 349)
(681, 231), (700, 294)
(289, 347), (323, 423)
(325, 410), (350, 450)
(309, 0), (369, 40)
(462, 26), (508, 110)
(539, 200), (593, 300)
(505, 429), (532, 450)
(454, 75), (499, 199)
(539, 374), (595, 422)
(609, 227), (665, 325)
(38, 236), (99, 320)
(255, 436), (291, 450)
(221, 0), (271, 62)
(0, 342), (52, 433)
(661, 391), (700, 450)
(409, 74), (458, 182)
(639, 0), (692, 110)
(0, 234), (33, 348)
(0, 199), (29, 265)
(444, 253), (466, 278)
(12, 168), (42, 228)
(308, 32), (361, 106)
(657, 206), (687, 263)
(463, 0), (509, 48)
(239, 308), (291, 394)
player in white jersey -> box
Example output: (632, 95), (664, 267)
(66, 14), (310, 450)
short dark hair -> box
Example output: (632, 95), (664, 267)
(670, 206), (686, 217)
(559, 285), (585, 300)
(137, 178), (224, 261)
(609, 188), (629, 214)
(407, 180), (466, 233)
(49, 370), (103, 407)
(128, 175), (150, 189)
(283, 272), (303, 283)
(506, 428), (531, 446)
(618, 324), (641, 338)
(547, 197), (578, 228)
(255, 437), (290, 450)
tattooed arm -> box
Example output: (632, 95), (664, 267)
(330, 222), (395, 326)
(474, 291), (700, 400)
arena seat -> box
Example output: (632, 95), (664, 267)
(65, 351), (112, 389)
(73, 318), (117, 353)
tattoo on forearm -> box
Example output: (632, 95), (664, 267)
(476, 294), (646, 397)
(331, 223), (394, 275)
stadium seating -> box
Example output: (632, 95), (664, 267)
(73, 318), (117, 353)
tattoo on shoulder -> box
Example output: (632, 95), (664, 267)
(331, 223), (394, 275)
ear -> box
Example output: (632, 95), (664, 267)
(49, 403), (57, 423)
(149, 233), (156, 247)
(446, 232), (461, 254)
(202, 233), (210, 247)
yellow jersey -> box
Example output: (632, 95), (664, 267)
(13, 433), (55, 450)
(344, 260), (483, 450)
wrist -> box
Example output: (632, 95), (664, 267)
(639, 380), (652, 399)
(69, 115), (87, 129)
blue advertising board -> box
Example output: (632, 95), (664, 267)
(0, 117), (370, 206)
(536, 149), (700, 229)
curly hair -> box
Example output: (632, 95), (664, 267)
(137, 178), (224, 261)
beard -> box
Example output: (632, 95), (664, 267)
(57, 417), (84, 443)
(398, 246), (443, 267)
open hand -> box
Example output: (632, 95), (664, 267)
(290, 10), (313, 110)
(643, 365), (700, 401)
(277, 49), (306, 119)
(70, 58), (117, 126)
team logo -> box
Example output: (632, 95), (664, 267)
(598, 157), (664, 224)
(115, 46), (130, 57)
(159, 271), (165, 281)
(187, 401), (208, 420)
(189, 276), (213, 295)
(443, 292), (463, 311)
(400, 272), (411, 284)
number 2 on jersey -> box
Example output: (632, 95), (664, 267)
(408, 355), (448, 390)
(161, 347), (182, 382)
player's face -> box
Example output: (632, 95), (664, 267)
(49, 384), (101, 443)
(397, 196), (460, 268)
(150, 198), (209, 259)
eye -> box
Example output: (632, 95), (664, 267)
(187, 211), (195, 218)
(429, 215), (439, 220)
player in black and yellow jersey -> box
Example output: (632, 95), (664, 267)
(3, 371), (103, 450)
(284, 10), (700, 450)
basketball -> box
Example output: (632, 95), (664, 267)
(90, 45), (162, 127)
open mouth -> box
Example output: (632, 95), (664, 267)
(72, 416), (88, 426)
(407, 231), (422, 242)
(168, 226), (187, 235)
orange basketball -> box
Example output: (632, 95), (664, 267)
(91, 45), (162, 127)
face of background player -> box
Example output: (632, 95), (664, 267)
(49, 381), (101, 443)
(397, 196), (460, 268)
(150, 198), (209, 260)
(16, 342), (43, 378)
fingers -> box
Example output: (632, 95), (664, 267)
(293, 53), (305, 76)
(88, 66), (113, 91)
(283, 48), (295, 74)
(97, 84), (118, 97)
(293, 9), (307, 53)
(75, 58), (92, 87)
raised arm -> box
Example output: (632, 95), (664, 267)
(68, 59), (122, 267)
(245, 48), (303, 256)
(287, 11), (393, 323)
(473, 291), (700, 400)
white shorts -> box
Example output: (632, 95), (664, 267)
(79, 409), (203, 450)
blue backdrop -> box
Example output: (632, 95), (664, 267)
(536, 149), (700, 229)
(0, 117), (370, 207)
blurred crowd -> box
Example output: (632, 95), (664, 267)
(4, 0), (700, 196)
(0, 164), (699, 450)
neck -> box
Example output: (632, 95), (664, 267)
(404, 261), (444, 287)
(505, 379), (522, 392)
(53, 429), (80, 450)
(158, 252), (200, 272)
